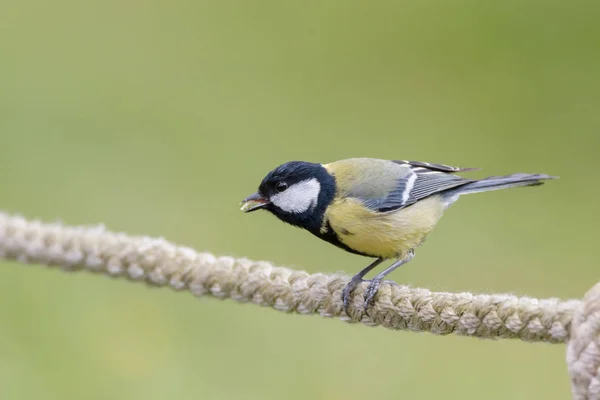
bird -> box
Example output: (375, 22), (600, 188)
(240, 158), (556, 314)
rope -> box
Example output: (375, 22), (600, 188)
(0, 211), (597, 398)
(568, 283), (600, 399)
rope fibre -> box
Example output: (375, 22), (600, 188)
(0, 211), (599, 398)
(0, 211), (580, 342)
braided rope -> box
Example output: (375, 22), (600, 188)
(0, 211), (598, 398)
(0, 211), (579, 341)
(568, 283), (600, 399)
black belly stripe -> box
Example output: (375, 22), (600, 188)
(311, 221), (375, 258)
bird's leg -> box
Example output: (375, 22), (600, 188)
(342, 257), (384, 315)
(363, 249), (415, 309)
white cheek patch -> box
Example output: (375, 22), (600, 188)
(271, 178), (321, 214)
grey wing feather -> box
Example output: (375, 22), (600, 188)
(370, 168), (474, 212)
(393, 160), (479, 173)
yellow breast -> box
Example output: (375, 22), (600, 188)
(323, 196), (446, 259)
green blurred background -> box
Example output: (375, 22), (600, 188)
(1, 1), (598, 399)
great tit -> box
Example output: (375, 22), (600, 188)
(241, 158), (555, 313)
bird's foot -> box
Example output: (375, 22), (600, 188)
(343, 278), (398, 314)
(342, 276), (365, 315)
(363, 278), (384, 309)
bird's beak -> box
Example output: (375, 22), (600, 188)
(240, 192), (270, 213)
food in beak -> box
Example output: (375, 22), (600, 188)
(240, 192), (270, 212)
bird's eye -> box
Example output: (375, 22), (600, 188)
(276, 182), (288, 192)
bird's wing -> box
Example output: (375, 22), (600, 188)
(326, 158), (476, 212)
(371, 165), (474, 211)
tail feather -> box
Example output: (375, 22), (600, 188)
(451, 173), (557, 197)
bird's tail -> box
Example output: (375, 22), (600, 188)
(450, 173), (557, 197)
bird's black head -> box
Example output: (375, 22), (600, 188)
(241, 161), (336, 232)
